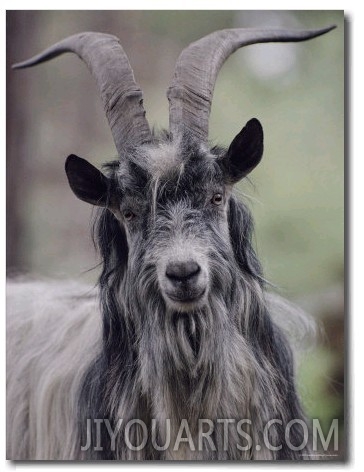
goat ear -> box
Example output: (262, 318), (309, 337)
(65, 154), (110, 206)
(219, 118), (264, 183)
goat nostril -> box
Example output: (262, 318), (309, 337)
(166, 261), (201, 282)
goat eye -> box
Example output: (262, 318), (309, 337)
(123, 210), (135, 221)
(211, 193), (223, 205)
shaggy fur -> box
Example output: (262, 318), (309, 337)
(7, 134), (313, 460)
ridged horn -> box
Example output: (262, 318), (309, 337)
(13, 32), (152, 155)
(167, 25), (336, 142)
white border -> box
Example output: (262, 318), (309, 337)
(2, 3), (356, 471)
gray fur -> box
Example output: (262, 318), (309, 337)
(7, 26), (334, 460)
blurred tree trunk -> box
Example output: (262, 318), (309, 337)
(6, 12), (39, 273)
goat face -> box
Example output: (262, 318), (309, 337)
(65, 119), (263, 314)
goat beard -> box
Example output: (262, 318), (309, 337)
(113, 261), (280, 459)
(133, 286), (262, 459)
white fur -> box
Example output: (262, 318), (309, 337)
(146, 142), (180, 178)
(6, 279), (102, 459)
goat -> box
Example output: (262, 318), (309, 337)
(7, 25), (335, 460)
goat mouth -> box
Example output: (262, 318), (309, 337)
(165, 288), (206, 306)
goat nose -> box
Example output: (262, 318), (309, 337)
(166, 261), (201, 282)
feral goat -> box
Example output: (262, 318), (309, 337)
(7, 26), (335, 460)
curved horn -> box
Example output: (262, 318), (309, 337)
(13, 32), (152, 154)
(167, 25), (336, 142)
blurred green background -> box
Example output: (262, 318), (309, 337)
(6, 10), (344, 458)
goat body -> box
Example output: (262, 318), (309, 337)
(7, 25), (335, 460)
